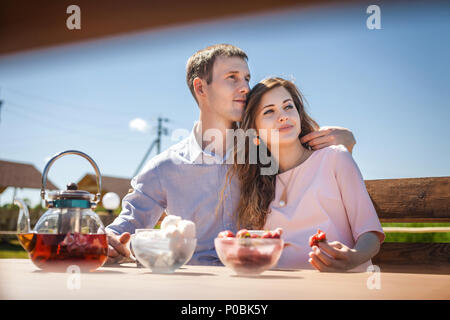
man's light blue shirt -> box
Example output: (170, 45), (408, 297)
(106, 122), (240, 265)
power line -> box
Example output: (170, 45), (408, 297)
(2, 87), (182, 167)
(2, 86), (161, 120)
(3, 102), (149, 146)
(3, 86), (117, 115)
(5, 99), (127, 129)
(3, 86), (172, 131)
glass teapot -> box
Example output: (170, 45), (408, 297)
(15, 150), (108, 272)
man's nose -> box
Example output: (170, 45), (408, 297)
(239, 82), (250, 94)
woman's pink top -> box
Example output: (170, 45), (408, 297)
(265, 145), (385, 271)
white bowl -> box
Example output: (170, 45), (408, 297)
(131, 229), (196, 273)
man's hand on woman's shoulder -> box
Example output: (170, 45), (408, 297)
(300, 126), (356, 153)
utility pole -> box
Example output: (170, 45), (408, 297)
(0, 88), (3, 124)
(133, 117), (169, 177)
(156, 117), (169, 154)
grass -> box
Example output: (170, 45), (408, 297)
(383, 232), (450, 242)
(381, 222), (450, 243)
(0, 239), (28, 259)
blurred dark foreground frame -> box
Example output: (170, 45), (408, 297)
(0, 0), (378, 56)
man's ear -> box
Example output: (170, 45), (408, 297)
(193, 77), (206, 98)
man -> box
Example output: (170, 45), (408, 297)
(105, 44), (356, 265)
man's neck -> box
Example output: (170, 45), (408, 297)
(195, 112), (236, 158)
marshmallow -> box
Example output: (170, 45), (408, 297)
(135, 230), (164, 240)
(163, 224), (183, 239)
(178, 220), (196, 239)
(154, 252), (174, 268)
(132, 215), (197, 271)
(161, 215), (182, 229)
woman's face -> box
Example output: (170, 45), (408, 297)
(254, 86), (301, 148)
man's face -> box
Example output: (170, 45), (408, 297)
(204, 56), (251, 123)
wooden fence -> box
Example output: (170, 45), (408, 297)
(1, 177), (449, 272)
(367, 177), (450, 271)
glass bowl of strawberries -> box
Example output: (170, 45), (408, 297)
(214, 228), (284, 275)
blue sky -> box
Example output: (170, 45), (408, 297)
(1, 1), (449, 206)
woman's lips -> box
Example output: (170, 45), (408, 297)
(278, 125), (293, 132)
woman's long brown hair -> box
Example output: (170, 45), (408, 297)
(216, 77), (319, 230)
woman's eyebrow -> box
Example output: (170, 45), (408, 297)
(263, 99), (292, 109)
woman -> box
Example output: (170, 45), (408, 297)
(220, 77), (385, 272)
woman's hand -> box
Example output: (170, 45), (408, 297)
(300, 126), (356, 153)
(308, 241), (363, 272)
(308, 232), (381, 272)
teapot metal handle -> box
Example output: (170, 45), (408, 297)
(41, 150), (102, 206)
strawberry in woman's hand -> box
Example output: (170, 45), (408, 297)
(309, 229), (327, 247)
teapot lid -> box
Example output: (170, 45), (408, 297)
(47, 183), (95, 208)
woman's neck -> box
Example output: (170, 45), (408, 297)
(274, 139), (311, 173)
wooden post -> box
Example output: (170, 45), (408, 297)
(12, 187), (17, 204)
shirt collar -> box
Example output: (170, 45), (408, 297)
(187, 121), (235, 164)
(187, 122), (204, 164)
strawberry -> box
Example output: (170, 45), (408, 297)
(309, 229), (327, 247)
(236, 229), (251, 238)
(316, 229), (326, 242)
(309, 235), (318, 247)
(272, 228), (283, 239)
(250, 233), (259, 238)
(261, 231), (272, 238)
(217, 230), (235, 238)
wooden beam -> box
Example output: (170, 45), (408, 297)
(373, 242), (450, 269)
(365, 177), (450, 222)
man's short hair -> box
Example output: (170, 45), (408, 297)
(186, 44), (248, 102)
